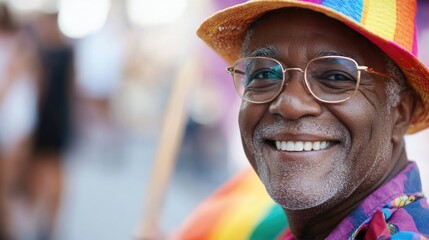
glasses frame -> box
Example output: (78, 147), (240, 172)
(227, 56), (397, 104)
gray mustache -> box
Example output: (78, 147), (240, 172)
(253, 118), (349, 141)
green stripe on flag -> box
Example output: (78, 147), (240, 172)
(249, 204), (289, 240)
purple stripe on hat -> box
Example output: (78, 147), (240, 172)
(412, 25), (418, 55)
(322, 0), (364, 23)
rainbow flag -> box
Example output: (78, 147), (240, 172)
(175, 167), (289, 239)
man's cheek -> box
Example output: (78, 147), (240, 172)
(239, 125), (258, 170)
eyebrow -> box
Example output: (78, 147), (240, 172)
(248, 48), (360, 62)
(314, 50), (357, 59)
(248, 46), (280, 58)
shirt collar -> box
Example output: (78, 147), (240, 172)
(327, 162), (423, 239)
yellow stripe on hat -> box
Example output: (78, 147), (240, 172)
(362, 0), (396, 41)
(208, 172), (274, 240)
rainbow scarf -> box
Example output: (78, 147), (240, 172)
(175, 167), (288, 239)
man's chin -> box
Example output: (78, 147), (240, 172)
(263, 177), (344, 212)
(269, 191), (332, 211)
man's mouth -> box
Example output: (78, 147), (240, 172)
(274, 140), (333, 152)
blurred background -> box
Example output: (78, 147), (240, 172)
(0, 0), (427, 239)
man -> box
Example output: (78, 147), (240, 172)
(178, 0), (429, 239)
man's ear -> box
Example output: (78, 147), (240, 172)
(391, 90), (419, 144)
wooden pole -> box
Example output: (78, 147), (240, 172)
(135, 56), (198, 239)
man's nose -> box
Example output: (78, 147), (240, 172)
(268, 71), (323, 120)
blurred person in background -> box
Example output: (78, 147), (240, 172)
(0, 3), (41, 239)
(21, 12), (75, 240)
(73, 12), (126, 154)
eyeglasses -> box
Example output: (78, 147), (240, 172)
(227, 56), (397, 104)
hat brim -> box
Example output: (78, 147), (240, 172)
(197, 0), (429, 133)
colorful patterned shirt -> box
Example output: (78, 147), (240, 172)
(282, 162), (429, 239)
(176, 162), (429, 239)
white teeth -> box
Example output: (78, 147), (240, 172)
(275, 140), (332, 152)
(313, 141), (320, 150)
(286, 141), (294, 151)
(294, 141), (304, 151)
(304, 141), (312, 151)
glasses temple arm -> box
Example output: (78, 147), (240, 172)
(359, 66), (400, 83)
(226, 67), (245, 75)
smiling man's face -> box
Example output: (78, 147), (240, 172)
(239, 9), (402, 211)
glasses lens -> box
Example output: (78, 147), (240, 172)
(305, 57), (359, 102)
(232, 57), (284, 103)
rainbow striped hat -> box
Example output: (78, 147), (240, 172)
(197, 0), (429, 133)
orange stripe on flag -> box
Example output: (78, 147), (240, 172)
(175, 167), (273, 240)
(208, 169), (273, 240)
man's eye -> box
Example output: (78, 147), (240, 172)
(326, 73), (351, 81)
(316, 71), (355, 82)
(249, 69), (282, 81)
